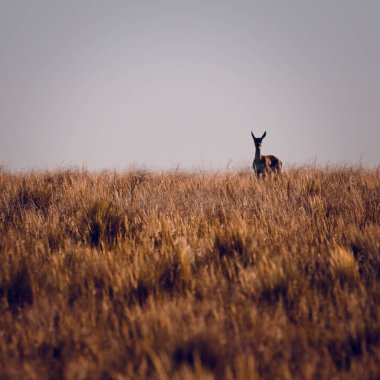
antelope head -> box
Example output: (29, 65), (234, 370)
(251, 131), (266, 149)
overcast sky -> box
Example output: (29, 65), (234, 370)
(0, 0), (379, 171)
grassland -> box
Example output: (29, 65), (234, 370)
(0, 167), (379, 380)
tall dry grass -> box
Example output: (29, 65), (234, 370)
(0, 167), (379, 379)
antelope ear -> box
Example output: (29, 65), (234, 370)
(261, 131), (267, 139)
(251, 131), (256, 140)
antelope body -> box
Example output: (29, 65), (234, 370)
(251, 131), (282, 177)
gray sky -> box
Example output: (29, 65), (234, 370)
(1, 0), (379, 171)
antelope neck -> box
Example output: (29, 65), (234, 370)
(255, 147), (261, 162)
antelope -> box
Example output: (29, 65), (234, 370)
(251, 131), (282, 177)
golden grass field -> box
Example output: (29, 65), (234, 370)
(0, 167), (379, 380)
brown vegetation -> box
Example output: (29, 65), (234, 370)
(0, 167), (379, 379)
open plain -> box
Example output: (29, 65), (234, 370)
(0, 167), (379, 379)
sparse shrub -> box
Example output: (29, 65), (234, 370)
(130, 236), (194, 305)
(7, 259), (34, 311)
(329, 246), (360, 285)
(16, 181), (54, 215)
(173, 335), (222, 374)
(85, 199), (126, 248)
(214, 229), (245, 259)
(213, 226), (255, 268)
(158, 237), (194, 293)
(256, 257), (289, 303)
(45, 216), (65, 252)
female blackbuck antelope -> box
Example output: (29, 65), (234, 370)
(251, 131), (282, 177)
